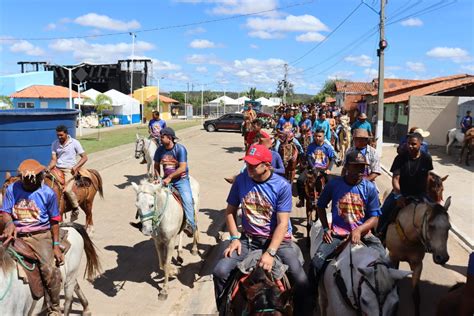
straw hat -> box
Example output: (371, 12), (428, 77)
(413, 128), (430, 138)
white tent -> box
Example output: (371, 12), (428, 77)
(208, 95), (239, 106)
(256, 97), (279, 107)
(236, 96), (250, 105)
(104, 89), (141, 124)
(75, 88), (101, 105)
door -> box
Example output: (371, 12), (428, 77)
(216, 114), (232, 129)
(229, 114), (243, 130)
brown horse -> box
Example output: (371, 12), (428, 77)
(3, 169), (103, 236)
(459, 128), (474, 166)
(278, 133), (298, 183)
(304, 168), (327, 238)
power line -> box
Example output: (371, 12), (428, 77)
(0, 0), (315, 42)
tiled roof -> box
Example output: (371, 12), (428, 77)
(384, 77), (474, 103)
(325, 96), (336, 103)
(335, 81), (374, 93)
(145, 94), (179, 104)
(343, 94), (365, 111)
(11, 85), (79, 99)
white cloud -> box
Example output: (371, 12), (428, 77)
(248, 30), (282, 39)
(426, 47), (471, 63)
(344, 54), (373, 67)
(186, 27), (206, 35)
(49, 39), (154, 63)
(363, 68), (378, 78)
(45, 23), (57, 31)
(190, 39), (216, 49)
(400, 18), (423, 27)
(10, 40), (45, 56)
(196, 66), (208, 73)
(250, 44), (259, 49)
(296, 32), (325, 43)
(461, 65), (474, 72)
(167, 72), (190, 82)
(174, 0), (279, 17)
(406, 61), (426, 72)
(185, 53), (222, 65)
(328, 70), (355, 80)
(74, 13), (140, 31)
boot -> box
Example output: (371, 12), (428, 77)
(224, 176), (236, 184)
(44, 265), (62, 315)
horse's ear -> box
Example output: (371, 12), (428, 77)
(444, 196), (452, 211)
(131, 182), (139, 192)
(388, 268), (411, 280)
(441, 175), (449, 182)
(5, 172), (11, 180)
(136, 133), (140, 140)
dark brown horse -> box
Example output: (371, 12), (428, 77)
(304, 168), (327, 238)
(278, 132), (298, 183)
(427, 172), (448, 203)
(3, 169), (103, 236)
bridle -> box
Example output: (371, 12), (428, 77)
(395, 202), (433, 253)
(137, 181), (171, 230)
(135, 138), (145, 159)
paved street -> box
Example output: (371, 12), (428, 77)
(69, 126), (469, 316)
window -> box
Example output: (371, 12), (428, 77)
(17, 102), (35, 109)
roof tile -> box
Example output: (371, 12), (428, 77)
(11, 85), (79, 99)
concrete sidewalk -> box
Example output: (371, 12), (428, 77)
(380, 143), (473, 250)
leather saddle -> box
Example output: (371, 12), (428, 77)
(8, 230), (71, 299)
(48, 167), (93, 188)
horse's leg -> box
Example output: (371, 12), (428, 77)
(84, 199), (94, 237)
(176, 232), (184, 265)
(74, 283), (91, 316)
(409, 260), (423, 316)
(153, 238), (164, 270)
(306, 201), (311, 240)
(158, 239), (177, 301)
(191, 230), (199, 256)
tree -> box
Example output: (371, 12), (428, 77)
(276, 80), (294, 99)
(170, 91), (185, 104)
(0, 95), (12, 108)
(313, 79), (348, 103)
(247, 87), (257, 100)
(83, 93), (113, 140)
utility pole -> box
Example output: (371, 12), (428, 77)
(201, 84), (204, 122)
(376, 0), (387, 156)
(283, 63), (289, 105)
(130, 32), (136, 96)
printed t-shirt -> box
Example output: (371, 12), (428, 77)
(299, 119), (312, 134)
(1, 182), (61, 233)
(390, 151), (433, 197)
(154, 143), (188, 181)
(461, 115), (472, 131)
(149, 119), (167, 138)
(306, 142), (335, 169)
(277, 117), (296, 131)
(51, 136), (84, 169)
(227, 172), (293, 239)
(317, 177), (380, 236)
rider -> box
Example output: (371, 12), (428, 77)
(242, 103), (257, 138)
(153, 127), (195, 237)
(376, 132), (433, 240)
(351, 112), (373, 137)
(47, 124), (88, 221)
(1, 159), (64, 316)
(145, 111), (167, 164)
(312, 111), (331, 143)
(311, 151), (385, 287)
(212, 144), (312, 315)
(295, 129), (336, 208)
(274, 108), (304, 154)
(298, 110), (313, 143)
(461, 110), (472, 134)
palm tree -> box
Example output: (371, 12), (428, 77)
(0, 95), (12, 109)
(247, 87), (257, 100)
(83, 94), (113, 140)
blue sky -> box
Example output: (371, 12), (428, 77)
(0, 0), (473, 94)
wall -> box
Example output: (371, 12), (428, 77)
(13, 98), (69, 109)
(0, 71), (54, 96)
(408, 95), (458, 146)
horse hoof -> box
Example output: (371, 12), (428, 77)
(176, 256), (184, 266)
(158, 292), (168, 301)
(191, 248), (199, 256)
(82, 310), (92, 316)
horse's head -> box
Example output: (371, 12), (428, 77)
(134, 134), (145, 159)
(427, 172), (448, 203)
(426, 198), (451, 265)
(131, 179), (163, 236)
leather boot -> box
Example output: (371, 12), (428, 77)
(43, 265), (62, 315)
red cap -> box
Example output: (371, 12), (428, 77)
(243, 144), (272, 165)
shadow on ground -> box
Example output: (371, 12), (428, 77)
(114, 174), (147, 189)
(222, 146), (244, 154)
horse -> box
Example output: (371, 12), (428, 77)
(131, 177), (199, 300)
(459, 128), (474, 166)
(427, 172), (448, 203)
(336, 124), (351, 162)
(318, 241), (411, 316)
(278, 132), (298, 183)
(386, 197), (452, 316)
(303, 167), (327, 238)
(446, 128), (465, 154)
(225, 267), (293, 316)
(3, 170), (103, 236)
(135, 134), (158, 178)
(0, 223), (101, 316)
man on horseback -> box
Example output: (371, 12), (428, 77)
(153, 127), (195, 238)
(295, 129), (335, 208)
(274, 108), (304, 155)
(245, 119), (269, 151)
(312, 111), (331, 144)
(1, 159), (64, 316)
(376, 132), (433, 240)
(213, 144), (312, 315)
(298, 110), (313, 145)
(461, 110), (472, 134)
(47, 124), (88, 221)
(143, 110), (167, 164)
(351, 112), (372, 137)
(311, 151), (385, 287)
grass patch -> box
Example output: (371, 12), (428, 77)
(79, 120), (201, 154)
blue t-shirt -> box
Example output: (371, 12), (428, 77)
(153, 143), (188, 180)
(277, 117), (296, 131)
(270, 150), (285, 176)
(227, 172), (293, 239)
(317, 177), (380, 236)
(351, 120), (372, 133)
(299, 118), (312, 132)
(461, 115), (472, 130)
(149, 119), (167, 138)
(312, 119), (331, 141)
(306, 142), (335, 169)
(1, 182), (60, 233)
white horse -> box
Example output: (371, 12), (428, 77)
(131, 176), (199, 300)
(446, 128), (464, 154)
(135, 134), (158, 177)
(0, 223), (101, 316)
(310, 223), (411, 316)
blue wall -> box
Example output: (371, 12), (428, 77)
(12, 98), (69, 109)
(0, 71), (54, 96)
(118, 114), (141, 124)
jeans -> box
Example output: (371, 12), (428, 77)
(213, 236), (312, 315)
(172, 176), (195, 229)
(274, 138), (304, 154)
(376, 192), (398, 236)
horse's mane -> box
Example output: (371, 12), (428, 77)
(0, 246), (15, 274)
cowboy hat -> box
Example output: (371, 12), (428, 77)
(17, 159), (46, 178)
(358, 113), (368, 119)
(413, 128), (430, 138)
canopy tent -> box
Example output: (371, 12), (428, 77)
(208, 95), (239, 106)
(103, 89), (141, 124)
(256, 97), (279, 107)
(75, 88), (101, 105)
(236, 96), (250, 105)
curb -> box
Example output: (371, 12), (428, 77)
(380, 163), (473, 252)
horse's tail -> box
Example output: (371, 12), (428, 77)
(89, 169), (104, 198)
(62, 222), (101, 280)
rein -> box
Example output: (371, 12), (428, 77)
(395, 203), (432, 253)
(139, 184), (171, 230)
(0, 271), (13, 301)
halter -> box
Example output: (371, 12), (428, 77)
(138, 182), (171, 230)
(135, 138), (145, 159)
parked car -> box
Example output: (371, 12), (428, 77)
(203, 113), (244, 132)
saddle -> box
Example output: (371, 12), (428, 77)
(7, 230), (71, 299)
(48, 167), (94, 189)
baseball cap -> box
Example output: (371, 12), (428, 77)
(160, 127), (178, 139)
(18, 159), (46, 177)
(345, 151), (369, 166)
(243, 144), (272, 165)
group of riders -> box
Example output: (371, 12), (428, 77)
(0, 104), (472, 315)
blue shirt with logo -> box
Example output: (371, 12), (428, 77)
(277, 117), (297, 131)
(149, 119), (167, 138)
(306, 142), (335, 169)
(154, 143), (188, 180)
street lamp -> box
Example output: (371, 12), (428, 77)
(72, 81), (87, 137)
(53, 63), (84, 110)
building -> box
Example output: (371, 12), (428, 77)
(335, 81), (374, 122)
(144, 94), (179, 120)
(10, 85), (78, 109)
(0, 71), (54, 96)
